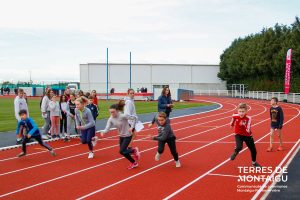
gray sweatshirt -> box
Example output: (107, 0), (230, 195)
(49, 101), (62, 117)
(124, 96), (137, 127)
(102, 113), (137, 137)
(14, 96), (29, 121)
(75, 108), (95, 130)
(41, 96), (50, 112)
(152, 116), (175, 141)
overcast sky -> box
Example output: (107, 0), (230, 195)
(0, 0), (299, 83)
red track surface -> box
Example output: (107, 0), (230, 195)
(0, 96), (299, 200)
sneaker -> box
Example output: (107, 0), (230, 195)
(16, 140), (23, 145)
(277, 146), (284, 151)
(267, 147), (273, 152)
(175, 160), (181, 168)
(92, 136), (98, 147)
(230, 152), (237, 160)
(64, 137), (70, 142)
(50, 150), (56, 157)
(155, 152), (161, 161)
(127, 162), (138, 170)
(133, 147), (141, 161)
(88, 152), (94, 159)
(252, 162), (262, 168)
(56, 135), (60, 139)
(17, 152), (26, 158)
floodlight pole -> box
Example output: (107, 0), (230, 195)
(130, 52), (132, 89)
(106, 48), (109, 100)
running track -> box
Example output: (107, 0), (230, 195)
(0, 96), (299, 200)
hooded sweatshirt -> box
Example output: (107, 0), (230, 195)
(124, 96), (137, 127)
(74, 107), (95, 130)
(49, 101), (62, 117)
(102, 113), (137, 137)
(152, 116), (175, 141)
(14, 96), (29, 121)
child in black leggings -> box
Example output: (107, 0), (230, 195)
(149, 112), (181, 167)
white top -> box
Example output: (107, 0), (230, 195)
(124, 96), (137, 127)
(14, 96), (29, 121)
(60, 102), (67, 112)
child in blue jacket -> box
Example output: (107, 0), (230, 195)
(16, 109), (56, 158)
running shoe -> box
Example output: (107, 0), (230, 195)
(50, 150), (56, 157)
(230, 152), (237, 160)
(17, 152), (26, 158)
(134, 147), (141, 161)
(88, 152), (94, 159)
(127, 162), (138, 170)
(252, 162), (262, 168)
(175, 160), (181, 168)
(277, 146), (284, 151)
(92, 136), (98, 147)
(267, 147), (273, 152)
(155, 152), (161, 161)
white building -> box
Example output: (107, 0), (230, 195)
(80, 63), (226, 93)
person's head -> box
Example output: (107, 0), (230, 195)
(271, 97), (278, 106)
(78, 90), (84, 97)
(18, 88), (24, 98)
(237, 103), (248, 118)
(161, 86), (171, 97)
(109, 100), (125, 118)
(127, 89), (135, 99)
(51, 95), (57, 102)
(75, 96), (89, 110)
(88, 95), (94, 104)
(70, 93), (76, 101)
(60, 95), (67, 102)
(46, 89), (54, 98)
(65, 87), (70, 94)
(19, 109), (28, 120)
(91, 90), (97, 97)
(157, 112), (167, 126)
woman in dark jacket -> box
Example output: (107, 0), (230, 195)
(157, 87), (174, 117)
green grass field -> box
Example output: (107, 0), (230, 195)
(0, 98), (212, 132)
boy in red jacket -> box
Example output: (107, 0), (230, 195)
(230, 103), (261, 168)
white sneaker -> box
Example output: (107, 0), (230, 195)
(92, 136), (98, 147)
(155, 152), (161, 161)
(88, 152), (94, 159)
(175, 160), (181, 168)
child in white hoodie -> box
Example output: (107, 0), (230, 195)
(49, 95), (62, 138)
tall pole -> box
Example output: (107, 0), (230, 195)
(130, 51), (132, 89)
(106, 48), (109, 100)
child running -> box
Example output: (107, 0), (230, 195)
(100, 101), (141, 169)
(74, 96), (98, 159)
(229, 103), (261, 168)
(49, 95), (62, 139)
(59, 95), (68, 136)
(267, 97), (284, 152)
(16, 109), (56, 157)
(148, 112), (181, 167)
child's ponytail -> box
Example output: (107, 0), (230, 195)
(76, 96), (89, 106)
(109, 99), (125, 111)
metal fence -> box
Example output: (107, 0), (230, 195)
(195, 90), (300, 104)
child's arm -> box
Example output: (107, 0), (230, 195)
(100, 118), (113, 136)
(65, 102), (73, 117)
(279, 107), (284, 129)
(82, 110), (95, 130)
(229, 116), (236, 128)
(27, 118), (39, 137)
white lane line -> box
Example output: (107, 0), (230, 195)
(162, 104), (300, 200)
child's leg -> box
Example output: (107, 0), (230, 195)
(244, 136), (257, 163)
(231, 135), (243, 160)
(119, 136), (135, 163)
(157, 140), (166, 154)
(22, 136), (30, 153)
(55, 117), (60, 135)
(167, 138), (179, 161)
(128, 131), (136, 149)
(80, 130), (88, 145)
(269, 128), (275, 148)
(33, 135), (53, 151)
(86, 127), (96, 151)
(60, 117), (63, 134)
(50, 116), (55, 136)
(278, 129), (283, 147)
(64, 115), (67, 133)
(234, 135), (243, 154)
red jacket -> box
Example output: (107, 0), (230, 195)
(230, 114), (252, 136)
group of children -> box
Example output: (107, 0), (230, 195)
(15, 87), (285, 170)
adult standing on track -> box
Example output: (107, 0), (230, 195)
(14, 88), (29, 144)
(158, 86), (174, 118)
(124, 89), (138, 149)
(41, 89), (54, 139)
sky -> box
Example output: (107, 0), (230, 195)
(0, 0), (299, 83)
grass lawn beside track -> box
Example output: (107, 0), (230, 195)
(0, 97), (213, 132)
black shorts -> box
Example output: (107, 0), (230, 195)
(271, 124), (282, 129)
